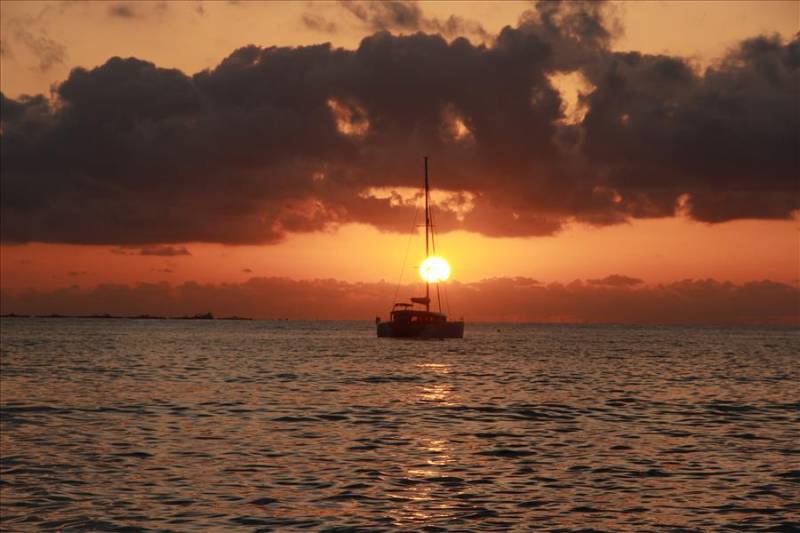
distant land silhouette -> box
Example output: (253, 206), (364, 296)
(0, 312), (259, 321)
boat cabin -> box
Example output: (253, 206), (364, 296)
(390, 308), (447, 324)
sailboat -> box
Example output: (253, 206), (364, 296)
(376, 157), (465, 339)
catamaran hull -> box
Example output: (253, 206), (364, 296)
(377, 321), (464, 339)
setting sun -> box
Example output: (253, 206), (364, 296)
(419, 256), (451, 283)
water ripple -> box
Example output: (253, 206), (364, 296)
(1, 319), (798, 530)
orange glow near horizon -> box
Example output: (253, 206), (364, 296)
(1, 216), (797, 294)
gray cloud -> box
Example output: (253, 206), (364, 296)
(108, 3), (138, 19)
(111, 246), (192, 256)
(138, 246), (191, 256)
(107, 2), (169, 20)
(587, 274), (643, 287)
(337, 0), (489, 41)
(302, 12), (338, 34)
(1, 1), (797, 245)
(4, 20), (66, 72)
(341, 0), (422, 31)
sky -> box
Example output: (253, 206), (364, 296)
(1, 0), (798, 323)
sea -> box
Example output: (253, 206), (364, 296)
(1, 318), (798, 531)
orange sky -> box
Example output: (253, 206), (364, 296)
(2, 217), (797, 292)
(1, 1), (798, 301)
(3, 1), (798, 98)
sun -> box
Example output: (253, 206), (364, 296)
(419, 256), (451, 283)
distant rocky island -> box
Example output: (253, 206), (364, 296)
(0, 312), (256, 321)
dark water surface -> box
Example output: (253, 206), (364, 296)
(1, 318), (798, 531)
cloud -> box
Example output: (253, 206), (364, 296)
(111, 246), (192, 256)
(1, 1), (797, 245)
(138, 246), (191, 256)
(107, 2), (169, 19)
(1, 276), (797, 325)
(587, 274), (642, 287)
(4, 19), (66, 72)
(302, 12), (338, 34)
(242, 268), (253, 273)
(338, 1), (489, 41)
(340, 0), (422, 31)
(108, 3), (138, 19)
(67, 271), (87, 277)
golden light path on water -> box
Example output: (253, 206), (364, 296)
(389, 362), (458, 526)
(1, 320), (798, 530)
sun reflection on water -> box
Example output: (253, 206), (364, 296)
(416, 362), (456, 405)
(1, 321), (797, 530)
(385, 361), (465, 526)
(417, 363), (451, 373)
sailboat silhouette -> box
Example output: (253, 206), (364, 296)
(376, 157), (465, 339)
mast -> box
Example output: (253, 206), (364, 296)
(424, 156), (430, 312)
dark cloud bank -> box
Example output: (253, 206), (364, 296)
(1, 276), (797, 325)
(1, 1), (798, 245)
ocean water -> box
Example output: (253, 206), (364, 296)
(1, 318), (798, 532)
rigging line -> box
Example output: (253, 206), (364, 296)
(393, 195), (420, 306)
(443, 280), (451, 316)
(429, 204), (437, 254)
(427, 158), (437, 256)
(424, 161), (453, 318)
(428, 195), (445, 313)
